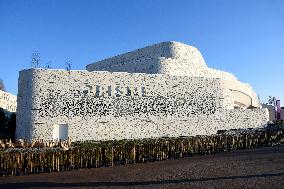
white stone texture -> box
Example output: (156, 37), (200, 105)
(16, 69), (268, 141)
(0, 90), (17, 112)
(87, 42), (237, 80)
(16, 41), (268, 141)
(87, 41), (259, 108)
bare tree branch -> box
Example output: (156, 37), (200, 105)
(31, 51), (41, 68)
(0, 79), (5, 91)
(65, 59), (72, 71)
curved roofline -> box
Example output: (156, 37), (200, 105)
(86, 41), (200, 70)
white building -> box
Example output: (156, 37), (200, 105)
(0, 90), (17, 113)
(16, 41), (269, 142)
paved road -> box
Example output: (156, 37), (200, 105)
(1, 145), (284, 189)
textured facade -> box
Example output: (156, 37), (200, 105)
(16, 42), (268, 141)
(87, 41), (260, 108)
(0, 90), (17, 113)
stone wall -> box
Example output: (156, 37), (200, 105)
(16, 69), (268, 141)
(0, 90), (17, 113)
(87, 41), (260, 108)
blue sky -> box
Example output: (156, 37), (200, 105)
(0, 0), (283, 103)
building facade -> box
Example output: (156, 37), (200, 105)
(0, 90), (17, 113)
(16, 42), (269, 141)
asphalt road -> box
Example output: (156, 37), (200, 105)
(1, 145), (284, 189)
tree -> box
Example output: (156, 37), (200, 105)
(31, 50), (41, 68)
(0, 108), (7, 138)
(45, 60), (52, 69)
(268, 96), (276, 105)
(0, 108), (7, 125)
(0, 108), (7, 136)
(6, 113), (16, 140)
(0, 79), (5, 91)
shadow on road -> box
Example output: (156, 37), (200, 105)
(1, 172), (284, 188)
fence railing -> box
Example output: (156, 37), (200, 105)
(0, 128), (284, 177)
